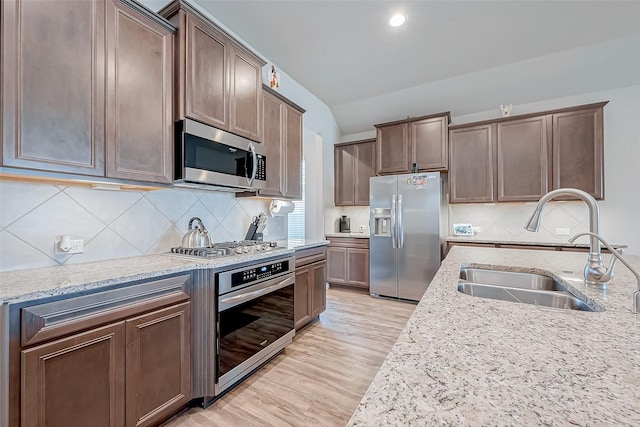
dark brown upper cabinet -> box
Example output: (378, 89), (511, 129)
(449, 101), (607, 203)
(552, 105), (605, 199)
(449, 123), (497, 203)
(375, 112), (450, 175)
(376, 122), (409, 175)
(334, 139), (375, 206)
(106, 0), (174, 184)
(161, 0), (265, 143)
(260, 86), (305, 199)
(496, 115), (551, 202)
(1, 0), (175, 184)
(2, 0), (107, 176)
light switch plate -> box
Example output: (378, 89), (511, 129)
(556, 228), (570, 236)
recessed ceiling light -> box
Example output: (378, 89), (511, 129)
(389, 13), (406, 27)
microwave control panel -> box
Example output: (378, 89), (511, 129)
(255, 154), (266, 181)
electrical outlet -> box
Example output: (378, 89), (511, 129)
(472, 226), (482, 234)
(55, 236), (84, 255)
(556, 228), (570, 236)
(69, 239), (84, 253)
(359, 224), (366, 232)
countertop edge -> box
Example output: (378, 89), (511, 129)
(446, 236), (628, 248)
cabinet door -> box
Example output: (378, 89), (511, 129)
(310, 261), (327, 317)
(185, 13), (228, 130)
(334, 144), (356, 205)
(347, 248), (369, 289)
(497, 116), (551, 201)
(229, 47), (263, 142)
(21, 323), (125, 427)
(294, 265), (312, 330)
(283, 104), (303, 199)
(411, 116), (448, 171)
(106, 0), (173, 184)
(552, 107), (604, 199)
(376, 123), (409, 175)
(125, 302), (191, 427)
(261, 91), (284, 197)
(2, 0), (106, 175)
(327, 246), (348, 284)
(449, 124), (497, 203)
(354, 141), (375, 205)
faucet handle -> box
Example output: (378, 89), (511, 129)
(597, 252), (620, 282)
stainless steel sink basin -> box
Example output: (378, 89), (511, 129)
(460, 268), (566, 291)
(458, 268), (600, 312)
(457, 282), (596, 311)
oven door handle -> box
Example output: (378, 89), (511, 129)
(219, 275), (294, 311)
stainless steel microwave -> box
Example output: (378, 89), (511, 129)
(174, 119), (266, 192)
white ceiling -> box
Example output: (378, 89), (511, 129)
(146, 0), (640, 135)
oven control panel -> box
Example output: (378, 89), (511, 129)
(231, 260), (289, 287)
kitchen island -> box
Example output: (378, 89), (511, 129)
(349, 246), (640, 426)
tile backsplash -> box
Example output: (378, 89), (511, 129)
(324, 206), (370, 234)
(323, 201), (591, 243)
(0, 180), (285, 272)
(449, 201), (590, 242)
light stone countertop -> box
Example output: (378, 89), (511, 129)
(278, 239), (331, 250)
(0, 247), (297, 305)
(446, 235), (628, 249)
(325, 233), (369, 239)
(349, 246), (640, 426)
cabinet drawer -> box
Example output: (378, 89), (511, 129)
(326, 237), (369, 249)
(295, 246), (327, 268)
(21, 274), (190, 347)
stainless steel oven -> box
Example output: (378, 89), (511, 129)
(215, 256), (295, 396)
(175, 118), (266, 192)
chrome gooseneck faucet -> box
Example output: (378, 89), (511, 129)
(569, 232), (640, 314)
(523, 188), (607, 287)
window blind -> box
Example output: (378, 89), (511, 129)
(287, 160), (305, 241)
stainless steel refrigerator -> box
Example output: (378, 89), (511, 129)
(369, 172), (447, 301)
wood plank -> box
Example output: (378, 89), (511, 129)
(163, 288), (415, 426)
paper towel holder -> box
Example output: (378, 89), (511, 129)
(269, 199), (295, 216)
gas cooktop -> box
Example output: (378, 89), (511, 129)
(168, 240), (281, 259)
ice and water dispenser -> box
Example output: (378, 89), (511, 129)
(373, 208), (392, 237)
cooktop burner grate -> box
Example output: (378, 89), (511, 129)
(169, 241), (280, 258)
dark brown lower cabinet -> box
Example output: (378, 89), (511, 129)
(326, 237), (370, 290)
(21, 323), (126, 427)
(294, 246), (327, 331)
(17, 274), (192, 427)
(20, 302), (191, 427)
(125, 302), (191, 427)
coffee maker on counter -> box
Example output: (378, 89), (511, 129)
(339, 215), (351, 233)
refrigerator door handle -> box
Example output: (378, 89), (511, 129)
(391, 195), (397, 249)
(397, 194), (404, 248)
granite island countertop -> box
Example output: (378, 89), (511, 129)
(446, 235), (628, 249)
(349, 246), (640, 426)
(0, 239), (332, 305)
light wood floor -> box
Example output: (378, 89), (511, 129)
(164, 287), (416, 427)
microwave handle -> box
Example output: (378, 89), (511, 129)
(248, 142), (257, 186)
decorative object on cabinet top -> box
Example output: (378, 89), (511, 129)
(500, 103), (513, 117)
